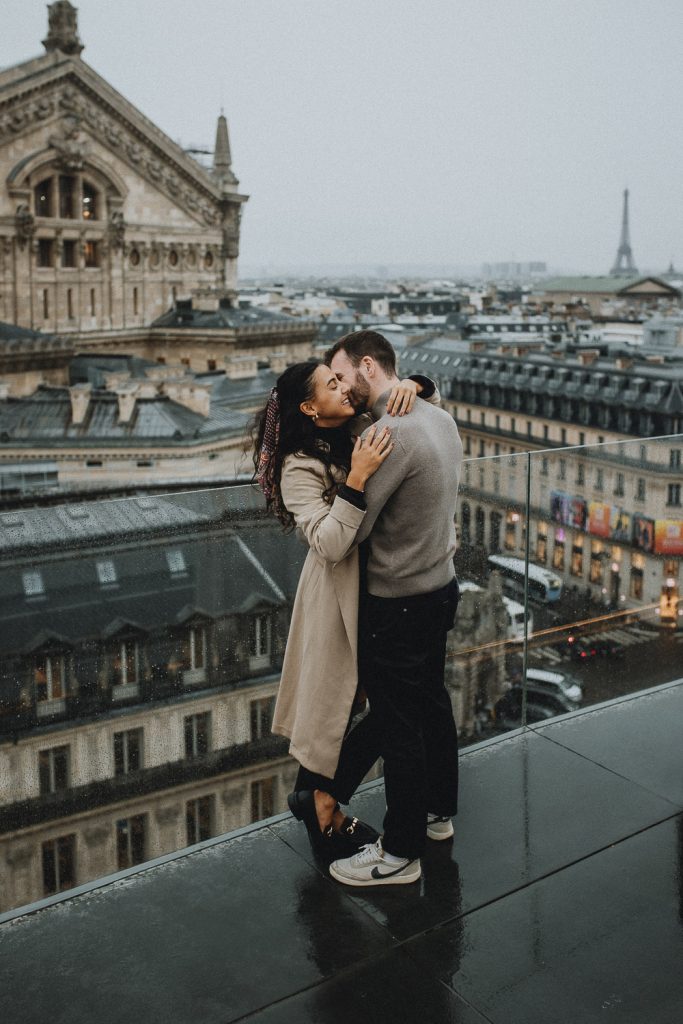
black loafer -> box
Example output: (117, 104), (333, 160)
(288, 790), (379, 862)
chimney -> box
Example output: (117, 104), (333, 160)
(268, 351), (288, 374)
(616, 356), (633, 371)
(578, 349), (600, 366)
(103, 371), (131, 391)
(163, 382), (211, 417)
(116, 385), (137, 424)
(225, 355), (258, 380)
(69, 383), (91, 425)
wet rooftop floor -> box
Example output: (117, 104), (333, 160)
(2, 679), (683, 1024)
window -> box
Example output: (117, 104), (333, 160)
(166, 549), (187, 575)
(81, 180), (98, 220)
(614, 472), (625, 497)
(590, 542), (604, 584)
(558, 459), (566, 481)
(181, 626), (207, 684)
(552, 538), (565, 571)
(67, 288), (74, 318)
(116, 815), (146, 869)
(34, 178), (53, 217)
(579, 432), (585, 446)
(251, 777), (275, 822)
(184, 712), (210, 758)
(480, 412), (485, 425)
(576, 463), (585, 486)
(96, 559), (117, 586)
(571, 538), (584, 577)
(478, 440), (485, 457)
(504, 513), (517, 551)
(667, 483), (682, 507)
(511, 417), (516, 433)
(251, 696), (276, 741)
(112, 639), (139, 687)
(43, 288), (49, 319)
(42, 835), (76, 895)
(23, 570), (45, 597)
(60, 239), (76, 269)
(38, 745), (70, 794)
(670, 450), (682, 470)
(133, 286), (139, 316)
(114, 729), (142, 775)
(536, 526), (548, 563)
(495, 414), (500, 429)
(59, 175), (76, 218)
(543, 425), (549, 440)
(630, 554), (645, 600)
(460, 502), (471, 545)
(541, 457), (548, 477)
(475, 507), (486, 547)
(561, 428), (567, 444)
(84, 241), (99, 268)
(595, 469), (604, 491)
(186, 795), (213, 845)
(35, 653), (65, 703)
(527, 420), (532, 437)
(89, 288), (96, 316)
(249, 614), (272, 667)
(636, 478), (646, 501)
(37, 238), (53, 267)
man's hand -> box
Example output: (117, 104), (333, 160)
(387, 378), (420, 416)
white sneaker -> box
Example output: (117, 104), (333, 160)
(427, 813), (454, 841)
(329, 838), (421, 887)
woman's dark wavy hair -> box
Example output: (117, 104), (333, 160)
(251, 360), (354, 530)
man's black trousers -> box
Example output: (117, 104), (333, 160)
(362, 577), (460, 859)
(296, 578), (460, 861)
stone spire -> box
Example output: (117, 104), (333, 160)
(212, 112), (238, 187)
(43, 1), (84, 56)
(610, 188), (638, 277)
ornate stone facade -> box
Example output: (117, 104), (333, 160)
(0, 3), (247, 334)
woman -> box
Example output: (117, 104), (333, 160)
(252, 360), (432, 858)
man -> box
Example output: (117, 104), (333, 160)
(325, 330), (463, 887)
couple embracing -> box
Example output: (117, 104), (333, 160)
(253, 331), (463, 887)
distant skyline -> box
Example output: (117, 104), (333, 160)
(2, 0), (682, 275)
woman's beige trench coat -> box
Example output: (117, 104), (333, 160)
(271, 454), (365, 778)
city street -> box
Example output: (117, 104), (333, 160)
(528, 627), (683, 705)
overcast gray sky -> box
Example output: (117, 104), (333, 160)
(2, 0), (682, 275)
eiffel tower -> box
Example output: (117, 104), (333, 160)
(610, 188), (638, 277)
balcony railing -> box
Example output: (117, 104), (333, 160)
(0, 434), (680, 916)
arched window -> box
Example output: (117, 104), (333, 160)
(32, 172), (101, 221)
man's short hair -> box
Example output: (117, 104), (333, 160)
(325, 329), (397, 375)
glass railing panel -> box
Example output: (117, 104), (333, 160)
(453, 452), (532, 741)
(0, 486), (310, 915)
(523, 435), (683, 729)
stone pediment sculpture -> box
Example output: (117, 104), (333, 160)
(48, 114), (90, 171)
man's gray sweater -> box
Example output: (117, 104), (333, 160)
(356, 389), (463, 598)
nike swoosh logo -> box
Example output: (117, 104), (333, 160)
(370, 861), (414, 879)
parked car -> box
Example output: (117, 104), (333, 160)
(493, 685), (576, 731)
(506, 664), (584, 704)
(523, 667), (583, 704)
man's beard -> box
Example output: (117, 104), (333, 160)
(348, 370), (372, 413)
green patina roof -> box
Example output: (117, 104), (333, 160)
(538, 276), (641, 294)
